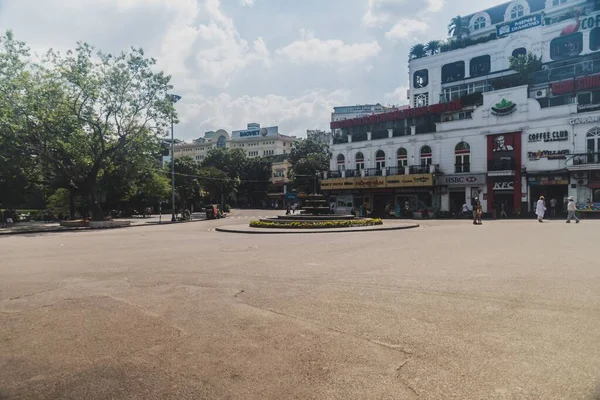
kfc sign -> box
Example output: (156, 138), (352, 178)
(493, 181), (514, 191)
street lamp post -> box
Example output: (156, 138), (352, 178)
(169, 94), (181, 222)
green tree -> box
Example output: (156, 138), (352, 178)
(509, 53), (543, 85)
(425, 40), (441, 56)
(238, 157), (271, 207)
(448, 16), (470, 39)
(169, 156), (203, 209)
(409, 44), (426, 60)
(289, 137), (330, 194)
(0, 31), (176, 220)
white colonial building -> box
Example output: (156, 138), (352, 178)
(172, 123), (296, 161)
(322, 0), (600, 217)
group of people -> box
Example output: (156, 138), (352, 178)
(535, 195), (580, 223)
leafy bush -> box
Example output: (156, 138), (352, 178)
(223, 204), (231, 212)
(249, 218), (383, 229)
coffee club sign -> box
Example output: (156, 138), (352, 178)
(527, 130), (568, 142)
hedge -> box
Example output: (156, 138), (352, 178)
(249, 218), (383, 229)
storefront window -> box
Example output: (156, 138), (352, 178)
(336, 154), (345, 171)
(397, 147), (408, 167)
(442, 61), (465, 84)
(420, 145), (433, 166)
(455, 142), (471, 173)
(469, 55), (491, 78)
(375, 150), (386, 170)
(550, 33), (583, 61)
(355, 152), (365, 171)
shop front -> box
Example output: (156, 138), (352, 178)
(527, 173), (569, 214)
(486, 132), (522, 214)
(437, 173), (486, 214)
(321, 174), (434, 217)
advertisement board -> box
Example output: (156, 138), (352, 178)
(497, 14), (541, 37)
(385, 174), (433, 188)
(231, 126), (279, 139)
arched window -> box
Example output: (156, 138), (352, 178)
(217, 136), (227, 148)
(474, 16), (486, 30)
(512, 47), (526, 58)
(355, 152), (365, 172)
(455, 142), (471, 173)
(336, 154), (345, 171)
(587, 128), (600, 154)
(510, 4), (524, 19)
(375, 150), (386, 171)
(420, 146), (432, 167)
(397, 147), (408, 167)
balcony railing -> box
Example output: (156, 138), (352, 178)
(329, 170), (342, 178)
(386, 166), (406, 176)
(345, 169), (357, 178)
(365, 168), (383, 177)
(488, 159), (516, 171)
(572, 153), (600, 166)
(409, 165), (429, 174)
(455, 163), (471, 173)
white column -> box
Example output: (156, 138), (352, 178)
(388, 128), (393, 138)
(367, 131), (372, 141)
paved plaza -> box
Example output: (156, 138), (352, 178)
(1, 211), (599, 399)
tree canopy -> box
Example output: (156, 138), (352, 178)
(289, 137), (330, 194)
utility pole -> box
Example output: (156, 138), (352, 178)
(169, 94), (181, 222)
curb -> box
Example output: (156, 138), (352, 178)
(0, 218), (208, 237)
(215, 223), (420, 234)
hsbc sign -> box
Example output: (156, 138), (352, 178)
(438, 174), (486, 186)
(493, 181), (514, 191)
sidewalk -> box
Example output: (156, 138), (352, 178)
(0, 213), (207, 236)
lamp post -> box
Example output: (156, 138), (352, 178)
(169, 94), (181, 222)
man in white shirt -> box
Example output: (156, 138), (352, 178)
(566, 196), (580, 224)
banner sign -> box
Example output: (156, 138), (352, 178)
(497, 14), (542, 37)
(437, 174), (486, 186)
(321, 174), (433, 190)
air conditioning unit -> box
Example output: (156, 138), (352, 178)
(577, 178), (588, 185)
(533, 89), (548, 99)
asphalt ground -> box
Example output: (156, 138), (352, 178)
(1, 210), (599, 399)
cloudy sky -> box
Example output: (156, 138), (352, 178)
(1, 0), (509, 140)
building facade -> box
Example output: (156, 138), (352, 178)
(323, 0), (600, 217)
(172, 129), (230, 163)
(230, 123), (296, 158)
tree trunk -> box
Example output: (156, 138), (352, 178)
(69, 189), (76, 220)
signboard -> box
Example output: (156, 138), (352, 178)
(491, 99), (516, 117)
(493, 180), (515, 191)
(386, 174), (433, 188)
(320, 178), (355, 190)
(497, 14), (542, 37)
(569, 115), (600, 125)
(527, 150), (569, 160)
(528, 176), (569, 186)
(355, 177), (386, 189)
(578, 103), (600, 113)
(437, 174), (486, 186)
(321, 174), (433, 190)
(232, 126), (278, 139)
(528, 130), (569, 142)
(552, 74), (600, 95)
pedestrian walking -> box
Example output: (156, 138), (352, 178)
(5, 209), (14, 228)
(473, 197), (482, 225)
(550, 197), (558, 217)
(566, 196), (580, 224)
(500, 201), (508, 219)
(536, 196), (546, 223)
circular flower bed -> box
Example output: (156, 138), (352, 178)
(249, 218), (383, 229)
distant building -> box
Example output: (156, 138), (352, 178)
(171, 130), (231, 163)
(306, 129), (331, 146)
(230, 123), (296, 158)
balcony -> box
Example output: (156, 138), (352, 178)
(455, 163), (471, 173)
(329, 170), (342, 179)
(570, 153), (600, 167)
(386, 166), (406, 176)
(488, 159), (516, 171)
(409, 165), (429, 174)
(345, 169), (357, 178)
(365, 168), (383, 177)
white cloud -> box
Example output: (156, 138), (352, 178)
(275, 29), (381, 64)
(384, 86), (409, 105)
(385, 19), (429, 41)
(177, 89), (351, 139)
(240, 0), (255, 5)
(363, 0), (445, 28)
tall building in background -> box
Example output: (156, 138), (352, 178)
(323, 0), (600, 217)
(230, 123), (296, 158)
